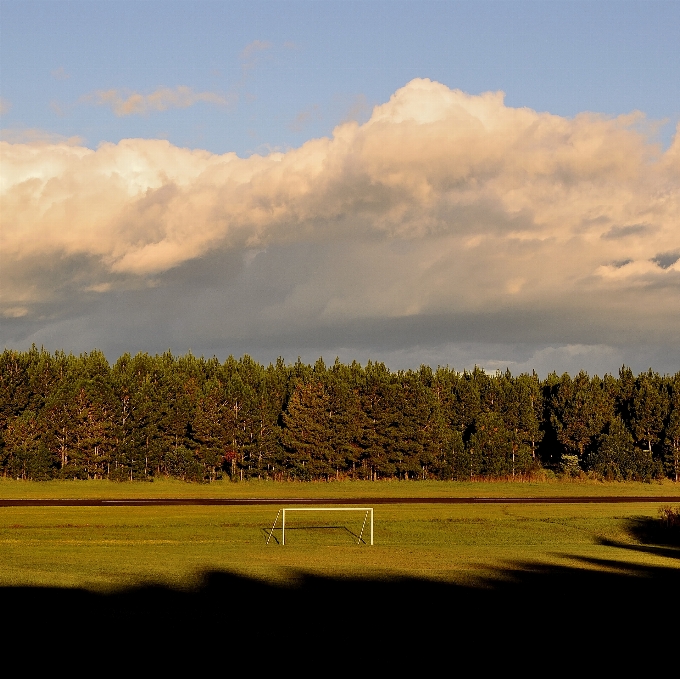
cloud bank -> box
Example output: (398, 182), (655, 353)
(2, 79), (679, 372)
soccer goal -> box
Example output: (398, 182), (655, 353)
(266, 507), (373, 546)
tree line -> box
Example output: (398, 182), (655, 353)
(0, 347), (678, 483)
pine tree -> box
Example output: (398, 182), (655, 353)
(589, 417), (638, 480)
(468, 411), (516, 478)
(663, 374), (680, 482)
(630, 370), (669, 455)
(498, 371), (543, 476)
(549, 371), (613, 465)
(2, 410), (52, 479)
(360, 361), (397, 479)
(282, 380), (335, 480)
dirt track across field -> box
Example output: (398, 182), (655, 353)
(1, 496), (679, 507)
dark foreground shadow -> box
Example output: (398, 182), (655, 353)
(2, 553), (678, 670)
(622, 516), (680, 547)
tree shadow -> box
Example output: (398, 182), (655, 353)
(622, 516), (680, 547)
(594, 515), (680, 560)
(596, 537), (680, 561)
(2, 550), (678, 668)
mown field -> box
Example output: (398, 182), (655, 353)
(0, 480), (678, 591)
(2, 477), (680, 499)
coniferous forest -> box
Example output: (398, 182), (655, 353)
(1, 347), (678, 483)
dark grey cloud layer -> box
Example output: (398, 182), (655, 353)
(3, 242), (679, 377)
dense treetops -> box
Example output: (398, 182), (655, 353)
(1, 348), (678, 482)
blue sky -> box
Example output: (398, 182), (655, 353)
(3, 1), (678, 154)
(1, 1), (679, 375)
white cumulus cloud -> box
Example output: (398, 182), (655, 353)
(2, 79), (679, 368)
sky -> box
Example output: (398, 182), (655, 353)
(1, 0), (679, 376)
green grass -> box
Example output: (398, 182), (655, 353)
(1, 477), (679, 499)
(1, 497), (678, 591)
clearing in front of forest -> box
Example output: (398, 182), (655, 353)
(1, 477), (680, 499)
(0, 485), (678, 590)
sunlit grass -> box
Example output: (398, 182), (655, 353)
(0, 477), (679, 499)
(1, 500), (677, 591)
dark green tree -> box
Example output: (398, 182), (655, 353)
(498, 371), (543, 476)
(1, 410), (52, 479)
(468, 411), (519, 478)
(549, 372), (613, 467)
(663, 374), (680, 482)
(282, 379), (337, 479)
(630, 370), (669, 455)
(588, 416), (654, 481)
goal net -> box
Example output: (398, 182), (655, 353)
(266, 507), (373, 546)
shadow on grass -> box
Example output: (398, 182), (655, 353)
(2, 552), (678, 668)
(622, 516), (680, 547)
(596, 516), (680, 561)
(3, 511), (679, 663)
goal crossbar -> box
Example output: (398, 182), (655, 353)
(266, 507), (373, 546)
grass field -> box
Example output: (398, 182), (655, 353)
(1, 479), (678, 591)
(1, 476), (680, 499)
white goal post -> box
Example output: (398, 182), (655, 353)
(266, 507), (373, 546)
